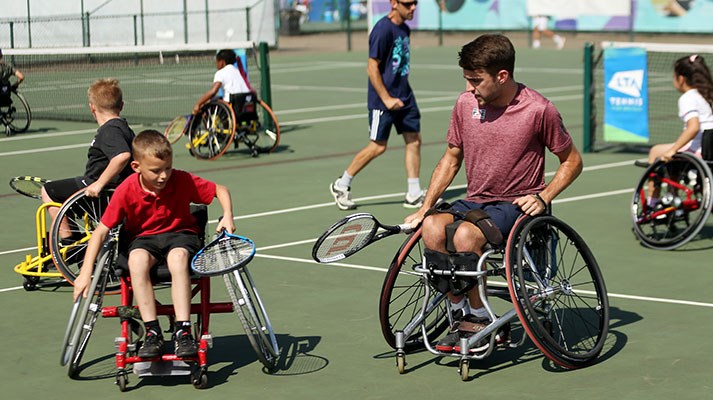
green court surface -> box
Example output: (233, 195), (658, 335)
(1, 41), (712, 400)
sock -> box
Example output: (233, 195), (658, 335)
(407, 177), (421, 198)
(144, 319), (161, 338)
(470, 306), (489, 320)
(554, 35), (563, 45)
(532, 39), (541, 49)
(337, 171), (353, 189)
(450, 298), (468, 316)
(175, 321), (192, 336)
(647, 197), (660, 208)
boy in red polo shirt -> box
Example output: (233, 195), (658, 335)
(73, 129), (236, 358)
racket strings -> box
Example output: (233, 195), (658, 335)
(12, 179), (44, 197)
(193, 236), (253, 274)
(315, 219), (377, 261)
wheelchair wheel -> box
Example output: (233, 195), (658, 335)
(49, 189), (121, 292)
(60, 239), (114, 377)
(631, 152), (713, 250)
(506, 215), (609, 369)
(224, 267), (280, 370)
(242, 100), (280, 154)
(187, 100), (235, 160)
(5, 91), (31, 133)
(378, 228), (450, 351)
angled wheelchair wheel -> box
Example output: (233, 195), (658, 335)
(242, 100), (280, 154)
(631, 152), (713, 250)
(49, 189), (121, 292)
(60, 238), (115, 377)
(224, 267), (280, 371)
(188, 100), (235, 160)
(6, 90), (31, 133)
(378, 228), (450, 351)
(506, 215), (609, 369)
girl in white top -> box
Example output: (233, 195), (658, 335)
(192, 49), (251, 114)
(648, 54), (713, 163)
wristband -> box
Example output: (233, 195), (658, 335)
(534, 193), (548, 209)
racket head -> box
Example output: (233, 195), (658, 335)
(164, 115), (190, 144)
(312, 213), (382, 263)
(9, 176), (48, 199)
(191, 230), (256, 276)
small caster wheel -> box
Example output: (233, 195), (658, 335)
(116, 372), (129, 392)
(396, 353), (406, 374)
(192, 367), (208, 389)
(459, 359), (469, 381)
(23, 277), (38, 291)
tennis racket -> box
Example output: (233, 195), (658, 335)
(191, 230), (256, 276)
(312, 213), (415, 263)
(164, 114), (192, 144)
(9, 176), (48, 199)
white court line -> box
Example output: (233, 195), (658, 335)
(253, 253), (713, 309)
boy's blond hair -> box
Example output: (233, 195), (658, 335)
(87, 78), (123, 114)
(132, 129), (173, 161)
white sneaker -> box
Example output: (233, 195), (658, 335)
(330, 179), (356, 210)
(556, 37), (566, 50)
(403, 190), (426, 209)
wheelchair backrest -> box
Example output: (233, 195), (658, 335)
(229, 92), (258, 124)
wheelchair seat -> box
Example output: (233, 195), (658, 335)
(113, 205), (208, 281)
(229, 92), (259, 125)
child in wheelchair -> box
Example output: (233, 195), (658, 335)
(192, 48), (253, 116)
(74, 129), (235, 358)
(0, 48), (24, 100)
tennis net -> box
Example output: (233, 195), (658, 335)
(584, 41), (713, 152)
(3, 41), (271, 126)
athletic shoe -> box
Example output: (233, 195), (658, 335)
(403, 190), (426, 209)
(174, 330), (198, 358)
(435, 314), (491, 353)
(556, 37), (566, 50)
(453, 320), (511, 353)
(138, 332), (164, 358)
(330, 179), (356, 210)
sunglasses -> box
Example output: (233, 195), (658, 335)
(398, 0), (418, 7)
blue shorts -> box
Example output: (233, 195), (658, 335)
(449, 200), (523, 237)
(368, 106), (420, 142)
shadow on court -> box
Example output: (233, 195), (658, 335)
(71, 333), (327, 390)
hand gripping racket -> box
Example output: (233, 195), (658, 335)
(312, 213), (415, 263)
(9, 176), (49, 199)
(164, 114), (193, 144)
(191, 230), (256, 276)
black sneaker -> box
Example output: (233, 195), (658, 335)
(138, 332), (164, 358)
(434, 308), (466, 352)
(174, 330), (198, 358)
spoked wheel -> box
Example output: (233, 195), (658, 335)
(60, 238), (115, 378)
(224, 267), (280, 371)
(506, 215), (609, 369)
(49, 189), (121, 292)
(241, 99), (280, 154)
(8, 90), (31, 133)
(188, 100), (235, 160)
(378, 228), (450, 351)
(631, 152), (713, 250)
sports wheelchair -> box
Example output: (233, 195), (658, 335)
(15, 189), (119, 291)
(187, 92), (280, 160)
(631, 152), (713, 250)
(60, 206), (279, 390)
(0, 82), (31, 136)
(379, 213), (610, 380)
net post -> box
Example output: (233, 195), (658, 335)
(583, 42), (594, 153)
(259, 42), (272, 109)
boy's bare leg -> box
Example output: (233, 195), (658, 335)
(166, 248), (192, 321)
(128, 249), (158, 321)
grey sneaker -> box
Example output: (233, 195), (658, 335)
(403, 190), (426, 209)
(330, 179), (356, 210)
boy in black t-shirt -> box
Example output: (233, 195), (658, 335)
(40, 78), (135, 241)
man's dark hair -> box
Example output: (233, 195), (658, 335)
(216, 49), (236, 65)
(458, 34), (516, 77)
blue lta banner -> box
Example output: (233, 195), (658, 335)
(603, 47), (649, 143)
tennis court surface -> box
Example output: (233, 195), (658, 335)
(1, 33), (711, 399)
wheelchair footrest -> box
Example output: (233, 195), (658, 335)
(133, 360), (192, 377)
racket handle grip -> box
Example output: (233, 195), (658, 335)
(398, 223), (415, 234)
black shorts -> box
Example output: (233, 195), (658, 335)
(44, 176), (93, 203)
(128, 231), (203, 264)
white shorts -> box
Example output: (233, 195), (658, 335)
(533, 16), (549, 31)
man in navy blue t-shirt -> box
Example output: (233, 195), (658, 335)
(330, 0), (424, 210)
